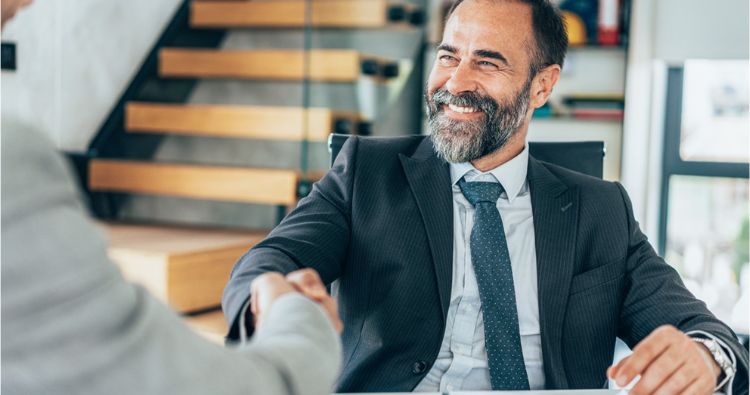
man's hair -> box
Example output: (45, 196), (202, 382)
(446, 0), (568, 76)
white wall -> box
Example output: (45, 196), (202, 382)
(621, 0), (749, 242)
(1, 0), (181, 151)
(654, 0), (749, 64)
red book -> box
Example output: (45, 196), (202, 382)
(598, 0), (620, 46)
(571, 108), (624, 121)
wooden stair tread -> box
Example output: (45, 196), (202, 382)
(191, 0), (395, 29)
(89, 160), (300, 205)
(102, 222), (266, 313)
(125, 102), (361, 141)
(103, 222), (267, 255)
(184, 309), (227, 344)
(159, 48), (396, 82)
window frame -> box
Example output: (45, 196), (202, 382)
(658, 66), (750, 256)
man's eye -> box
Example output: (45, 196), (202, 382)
(439, 55), (457, 64)
(478, 61), (498, 68)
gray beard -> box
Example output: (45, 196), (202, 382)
(427, 79), (531, 163)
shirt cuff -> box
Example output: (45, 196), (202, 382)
(686, 330), (738, 395)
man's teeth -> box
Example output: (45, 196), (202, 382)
(448, 104), (478, 113)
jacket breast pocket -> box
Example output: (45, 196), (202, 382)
(569, 257), (625, 296)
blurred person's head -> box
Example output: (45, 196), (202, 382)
(425, 0), (567, 165)
(2, 0), (32, 27)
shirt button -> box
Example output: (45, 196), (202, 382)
(412, 360), (428, 374)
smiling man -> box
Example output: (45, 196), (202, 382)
(223, 1), (749, 394)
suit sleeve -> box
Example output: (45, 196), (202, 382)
(1, 124), (341, 395)
(222, 136), (359, 341)
(613, 182), (749, 394)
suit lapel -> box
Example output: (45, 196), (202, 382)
(399, 138), (453, 323)
(528, 156), (579, 389)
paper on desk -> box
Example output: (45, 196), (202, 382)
(451, 390), (623, 394)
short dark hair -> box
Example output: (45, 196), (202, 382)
(446, 0), (568, 76)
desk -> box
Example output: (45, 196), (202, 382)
(453, 391), (621, 395)
(338, 391), (621, 395)
(338, 392), (723, 395)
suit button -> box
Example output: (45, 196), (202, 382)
(412, 360), (428, 374)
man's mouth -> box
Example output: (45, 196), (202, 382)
(447, 104), (480, 113)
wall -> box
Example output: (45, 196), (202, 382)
(621, 0), (749, 242)
(653, 0), (749, 63)
(1, 0), (182, 151)
(2, 0), (427, 230)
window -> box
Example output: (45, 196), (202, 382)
(660, 62), (749, 335)
(680, 60), (748, 163)
(664, 176), (748, 331)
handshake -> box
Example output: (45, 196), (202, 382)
(250, 269), (344, 333)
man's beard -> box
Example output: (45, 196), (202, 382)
(426, 78), (532, 163)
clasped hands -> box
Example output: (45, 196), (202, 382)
(250, 269), (343, 333)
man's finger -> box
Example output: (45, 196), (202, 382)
(319, 294), (344, 333)
(286, 269), (327, 300)
(629, 344), (689, 395)
(653, 364), (714, 395)
(678, 374), (714, 395)
(284, 269), (342, 333)
(609, 325), (680, 387)
(648, 363), (701, 395)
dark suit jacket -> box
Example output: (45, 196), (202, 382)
(224, 135), (749, 393)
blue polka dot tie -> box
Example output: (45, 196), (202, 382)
(458, 178), (530, 391)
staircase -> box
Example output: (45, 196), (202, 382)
(73, 0), (425, 341)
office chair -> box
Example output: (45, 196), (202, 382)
(327, 134), (606, 179)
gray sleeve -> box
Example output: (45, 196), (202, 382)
(1, 122), (341, 395)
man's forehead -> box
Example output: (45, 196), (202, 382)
(445, 0), (533, 33)
(442, 0), (533, 55)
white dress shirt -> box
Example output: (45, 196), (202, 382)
(414, 145), (545, 392)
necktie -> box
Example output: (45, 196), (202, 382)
(458, 177), (530, 390)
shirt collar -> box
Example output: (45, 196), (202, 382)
(449, 145), (529, 203)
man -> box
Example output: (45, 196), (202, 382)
(223, 0), (749, 394)
(1, 1), (342, 394)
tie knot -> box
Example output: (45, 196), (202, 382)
(458, 178), (504, 206)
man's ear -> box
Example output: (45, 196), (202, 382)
(530, 64), (561, 109)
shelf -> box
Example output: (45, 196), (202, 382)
(532, 115), (623, 123)
(568, 45), (627, 50)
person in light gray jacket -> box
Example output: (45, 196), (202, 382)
(1, 2), (342, 392)
(1, 114), (342, 395)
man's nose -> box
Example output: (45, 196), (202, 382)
(445, 62), (478, 96)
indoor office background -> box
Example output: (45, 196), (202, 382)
(1, 0), (748, 348)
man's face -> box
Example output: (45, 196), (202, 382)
(426, 0), (536, 163)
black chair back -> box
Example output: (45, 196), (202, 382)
(328, 134), (605, 179)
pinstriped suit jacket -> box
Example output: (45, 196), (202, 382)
(223, 135), (749, 393)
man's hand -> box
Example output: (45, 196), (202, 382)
(250, 272), (297, 330)
(608, 325), (721, 395)
(285, 269), (343, 333)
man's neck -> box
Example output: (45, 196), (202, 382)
(470, 128), (528, 173)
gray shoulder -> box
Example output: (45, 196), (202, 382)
(1, 120), (83, 220)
